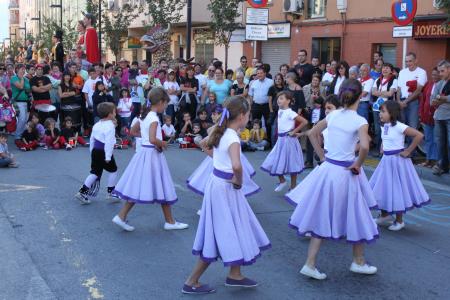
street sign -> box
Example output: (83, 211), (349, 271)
(247, 0), (268, 8)
(245, 24), (268, 41)
(246, 8), (269, 25)
(391, 0), (417, 26)
(268, 23), (291, 38)
(392, 26), (413, 38)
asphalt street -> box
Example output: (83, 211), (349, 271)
(0, 143), (449, 300)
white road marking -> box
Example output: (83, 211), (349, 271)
(0, 183), (44, 193)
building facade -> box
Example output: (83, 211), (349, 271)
(242, 0), (449, 75)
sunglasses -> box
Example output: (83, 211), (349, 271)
(0, 68), (5, 71)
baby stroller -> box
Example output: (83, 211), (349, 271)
(0, 96), (17, 134)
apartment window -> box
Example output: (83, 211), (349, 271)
(375, 44), (397, 66)
(312, 37), (341, 64)
(194, 30), (215, 66)
(308, 0), (326, 18)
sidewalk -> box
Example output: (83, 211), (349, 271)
(0, 212), (56, 300)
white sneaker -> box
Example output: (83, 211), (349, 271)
(274, 182), (287, 192)
(164, 221), (189, 230)
(112, 215), (135, 232)
(107, 193), (121, 204)
(256, 146), (265, 151)
(300, 265), (327, 280)
(388, 222), (405, 231)
(75, 192), (91, 205)
(196, 209), (202, 216)
(374, 215), (393, 226)
(350, 262), (377, 275)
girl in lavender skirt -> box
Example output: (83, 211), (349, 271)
(111, 87), (188, 232)
(370, 101), (430, 231)
(260, 91), (308, 192)
(286, 79), (379, 280)
(182, 96), (270, 295)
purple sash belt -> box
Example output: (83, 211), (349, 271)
(93, 139), (104, 150)
(325, 157), (353, 168)
(384, 149), (403, 156)
(142, 144), (155, 149)
(278, 132), (293, 137)
(213, 168), (233, 180)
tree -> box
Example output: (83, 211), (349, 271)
(102, 2), (141, 61)
(440, 0), (450, 28)
(208, 0), (244, 70)
(143, 0), (185, 66)
(40, 17), (78, 54)
(144, 0), (185, 28)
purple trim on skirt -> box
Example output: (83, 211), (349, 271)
(112, 190), (178, 205)
(373, 199), (431, 214)
(186, 180), (262, 197)
(93, 139), (104, 150)
(192, 244), (272, 266)
(142, 144), (155, 149)
(284, 195), (298, 207)
(260, 166), (304, 176)
(249, 170), (256, 177)
(383, 149), (403, 156)
(213, 168), (233, 180)
(186, 180), (205, 196)
(288, 223), (379, 244)
(325, 157), (353, 168)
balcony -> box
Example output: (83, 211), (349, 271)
(8, 0), (19, 10)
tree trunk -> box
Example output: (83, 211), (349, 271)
(225, 43), (229, 71)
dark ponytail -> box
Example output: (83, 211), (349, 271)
(207, 96), (249, 149)
(339, 78), (362, 108)
(380, 100), (400, 126)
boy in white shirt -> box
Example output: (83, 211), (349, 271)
(162, 115), (176, 143)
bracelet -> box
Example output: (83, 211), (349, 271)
(232, 183), (242, 190)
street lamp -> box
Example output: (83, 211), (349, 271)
(50, 0), (63, 30)
(186, 0), (192, 59)
(31, 10), (42, 40)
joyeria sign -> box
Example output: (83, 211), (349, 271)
(413, 19), (450, 39)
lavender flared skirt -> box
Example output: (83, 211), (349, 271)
(112, 147), (178, 204)
(369, 154), (430, 214)
(192, 173), (271, 266)
(260, 135), (304, 176)
(286, 160), (379, 244)
(186, 155), (260, 197)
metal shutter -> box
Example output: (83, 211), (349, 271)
(261, 39), (291, 75)
(379, 44), (397, 66)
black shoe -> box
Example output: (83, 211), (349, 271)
(304, 163), (314, 169)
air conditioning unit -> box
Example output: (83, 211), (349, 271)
(433, 0), (444, 9)
(283, 0), (303, 14)
(337, 0), (347, 13)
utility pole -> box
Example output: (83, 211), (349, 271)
(186, 0), (192, 59)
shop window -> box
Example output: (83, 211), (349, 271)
(312, 37), (341, 64)
(308, 0), (326, 18)
(375, 44), (397, 67)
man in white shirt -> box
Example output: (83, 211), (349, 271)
(357, 64), (374, 121)
(397, 52), (427, 131)
(249, 67), (274, 145)
(194, 63), (207, 99)
(82, 67), (101, 109)
(321, 60), (337, 93)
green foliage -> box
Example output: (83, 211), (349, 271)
(144, 0), (185, 28)
(440, 0), (450, 27)
(207, 0), (243, 69)
(102, 2), (141, 60)
(40, 17), (78, 52)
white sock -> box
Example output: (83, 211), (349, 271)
(84, 174), (98, 188)
(107, 171), (117, 188)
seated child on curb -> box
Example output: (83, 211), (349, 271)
(61, 116), (87, 149)
(29, 112), (46, 146)
(15, 121), (39, 151)
(248, 119), (269, 151)
(0, 132), (19, 167)
(162, 115), (176, 143)
(44, 118), (64, 150)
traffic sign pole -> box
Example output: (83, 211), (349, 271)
(391, 0), (418, 69)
